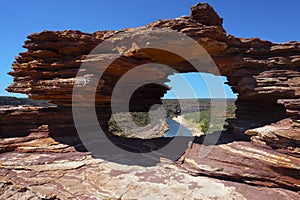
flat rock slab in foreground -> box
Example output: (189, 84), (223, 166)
(0, 134), (299, 199)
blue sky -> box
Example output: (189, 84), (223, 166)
(164, 73), (235, 99)
(0, 0), (299, 98)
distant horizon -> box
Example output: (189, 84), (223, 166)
(0, 95), (237, 100)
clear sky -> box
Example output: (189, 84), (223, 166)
(1, 0), (299, 98)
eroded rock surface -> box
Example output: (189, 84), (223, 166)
(178, 140), (300, 190)
(0, 106), (56, 138)
(6, 3), (300, 143)
(0, 133), (299, 199)
(1, 2), (300, 199)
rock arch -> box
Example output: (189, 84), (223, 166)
(1, 3), (300, 194)
(5, 3), (300, 148)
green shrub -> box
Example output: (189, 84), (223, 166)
(183, 105), (236, 134)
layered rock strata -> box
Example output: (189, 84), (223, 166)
(6, 3), (300, 143)
(0, 133), (299, 199)
(1, 2), (300, 198)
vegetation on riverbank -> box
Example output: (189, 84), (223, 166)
(109, 99), (236, 137)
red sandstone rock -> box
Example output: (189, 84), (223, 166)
(0, 133), (299, 199)
(177, 140), (300, 190)
(6, 3), (300, 142)
(1, 3), (300, 198)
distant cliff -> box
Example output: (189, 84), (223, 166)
(0, 96), (51, 106)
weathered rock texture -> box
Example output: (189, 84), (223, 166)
(0, 106), (54, 137)
(1, 2), (300, 198)
(0, 133), (299, 199)
(0, 106), (79, 139)
(6, 3), (300, 142)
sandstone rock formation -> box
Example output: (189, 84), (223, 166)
(0, 134), (299, 199)
(0, 105), (55, 138)
(6, 3), (300, 142)
(1, 2), (300, 199)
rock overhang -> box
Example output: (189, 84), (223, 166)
(4, 2), (300, 149)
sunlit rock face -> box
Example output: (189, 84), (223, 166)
(1, 3), (300, 198)
(6, 3), (300, 142)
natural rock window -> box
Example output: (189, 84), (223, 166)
(1, 3), (299, 197)
(108, 72), (237, 139)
